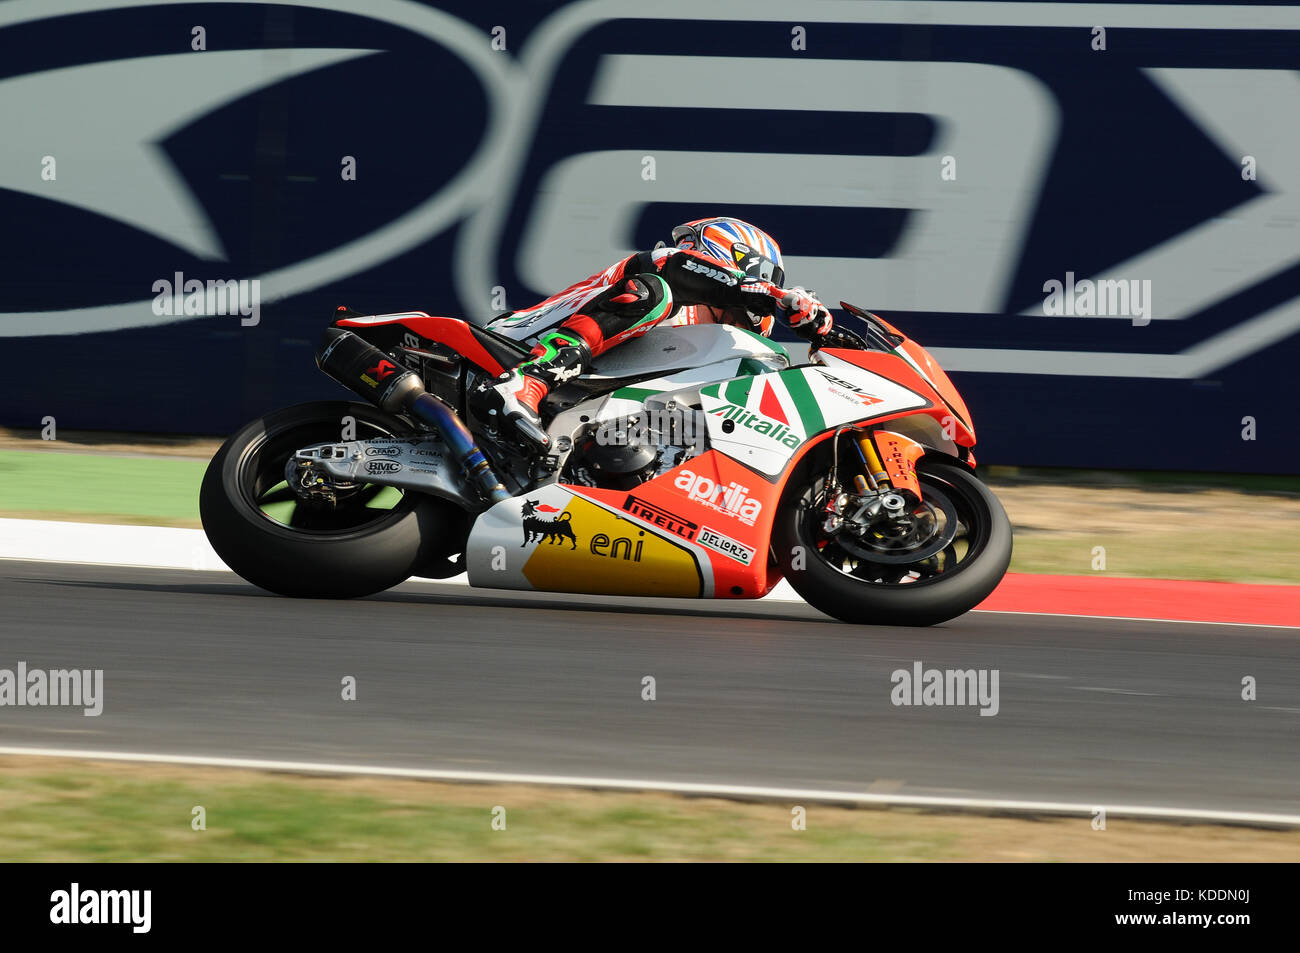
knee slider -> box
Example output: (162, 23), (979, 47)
(595, 274), (670, 320)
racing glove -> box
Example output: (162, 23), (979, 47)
(779, 286), (833, 338)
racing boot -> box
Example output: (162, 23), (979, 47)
(470, 328), (591, 451)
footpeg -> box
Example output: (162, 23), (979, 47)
(511, 415), (551, 449)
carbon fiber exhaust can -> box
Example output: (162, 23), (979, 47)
(316, 326), (424, 414)
(316, 327), (509, 503)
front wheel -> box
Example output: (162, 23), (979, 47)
(200, 401), (467, 598)
(775, 460), (1012, 626)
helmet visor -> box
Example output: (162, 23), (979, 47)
(728, 241), (784, 287)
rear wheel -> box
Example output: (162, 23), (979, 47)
(775, 459), (1012, 626)
(200, 401), (467, 598)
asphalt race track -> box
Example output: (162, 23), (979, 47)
(1, 559), (1298, 817)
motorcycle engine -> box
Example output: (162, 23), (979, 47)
(563, 410), (700, 491)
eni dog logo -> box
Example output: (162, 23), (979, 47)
(521, 499), (577, 548)
(522, 497), (701, 597)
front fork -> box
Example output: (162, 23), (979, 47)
(821, 428), (926, 537)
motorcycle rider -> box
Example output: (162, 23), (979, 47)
(470, 217), (833, 447)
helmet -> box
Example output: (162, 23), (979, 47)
(671, 217), (785, 287)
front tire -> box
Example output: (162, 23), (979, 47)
(775, 460), (1012, 626)
(200, 401), (466, 599)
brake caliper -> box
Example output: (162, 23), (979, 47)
(287, 444), (357, 508)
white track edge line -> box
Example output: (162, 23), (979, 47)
(1, 745), (1297, 829)
(969, 609), (1299, 630)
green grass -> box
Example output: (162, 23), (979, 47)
(983, 465), (1300, 496)
(2, 759), (1296, 862)
(0, 450), (205, 526)
(1009, 534), (1300, 585)
(0, 765), (958, 862)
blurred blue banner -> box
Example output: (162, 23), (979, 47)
(2, 1), (1297, 471)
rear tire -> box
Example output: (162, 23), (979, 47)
(200, 401), (466, 599)
(775, 460), (1012, 626)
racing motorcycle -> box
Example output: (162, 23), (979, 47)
(200, 302), (1012, 626)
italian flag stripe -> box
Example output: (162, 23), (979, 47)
(782, 370), (826, 435)
(724, 375), (754, 407)
(612, 386), (661, 402)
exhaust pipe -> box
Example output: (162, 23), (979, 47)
(317, 327), (509, 504)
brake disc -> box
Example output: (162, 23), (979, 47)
(837, 486), (959, 565)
